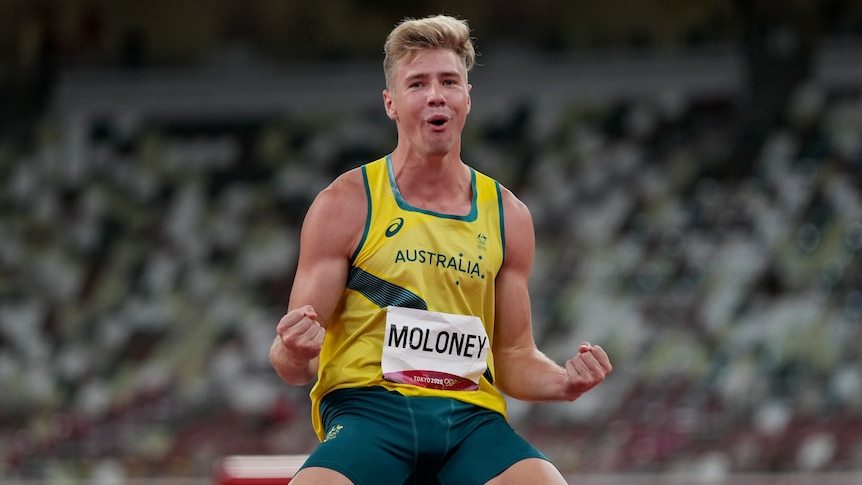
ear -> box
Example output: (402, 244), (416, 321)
(466, 83), (472, 115)
(383, 89), (397, 120)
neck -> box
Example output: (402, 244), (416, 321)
(389, 149), (472, 214)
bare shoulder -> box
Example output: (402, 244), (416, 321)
(500, 184), (533, 231)
(303, 167), (368, 254)
(314, 167), (367, 210)
(498, 184), (535, 270)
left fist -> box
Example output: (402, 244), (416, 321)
(563, 341), (612, 400)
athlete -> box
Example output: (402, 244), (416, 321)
(270, 14), (613, 485)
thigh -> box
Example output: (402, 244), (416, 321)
(291, 466), (355, 485)
(299, 388), (417, 485)
(485, 457), (567, 485)
(436, 406), (551, 485)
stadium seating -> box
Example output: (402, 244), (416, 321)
(0, 56), (860, 482)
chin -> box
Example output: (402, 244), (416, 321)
(423, 141), (456, 157)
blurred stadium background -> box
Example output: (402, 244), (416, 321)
(1, 1), (862, 484)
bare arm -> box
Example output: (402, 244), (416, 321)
(269, 169), (367, 385)
(492, 188), (612, 402)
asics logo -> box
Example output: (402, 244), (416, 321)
(386, 217), (404, 237)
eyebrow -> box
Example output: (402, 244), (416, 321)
(403, 70), (462, 83)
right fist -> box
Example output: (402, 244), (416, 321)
(276, 305), (325, 365)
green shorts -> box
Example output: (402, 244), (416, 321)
(299, 386), (549, 485)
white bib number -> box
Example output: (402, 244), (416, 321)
(381, 306), (489, 391)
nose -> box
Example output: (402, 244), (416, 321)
(427, 83), (445, 106)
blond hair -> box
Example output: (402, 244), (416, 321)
(383, 15), (476, 90)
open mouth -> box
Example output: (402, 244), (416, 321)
(427, 115), (449, 127)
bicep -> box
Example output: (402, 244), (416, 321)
(288, 173), (366, 327)
(288, 243), (349, 329)
(493, 190), (538, 357)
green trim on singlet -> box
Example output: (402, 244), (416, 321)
(345, 266), (428, 310)
(386, 154), (479, 221)
(350, 165), (374, 263)
(495, 181), (506, 264)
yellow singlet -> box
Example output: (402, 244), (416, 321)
(308, 155), (508, 440)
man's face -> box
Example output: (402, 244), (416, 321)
(383, 48), (472, 158)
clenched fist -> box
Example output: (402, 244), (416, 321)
(276, 305), (326, 367)
(563, 341), (612, 401)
